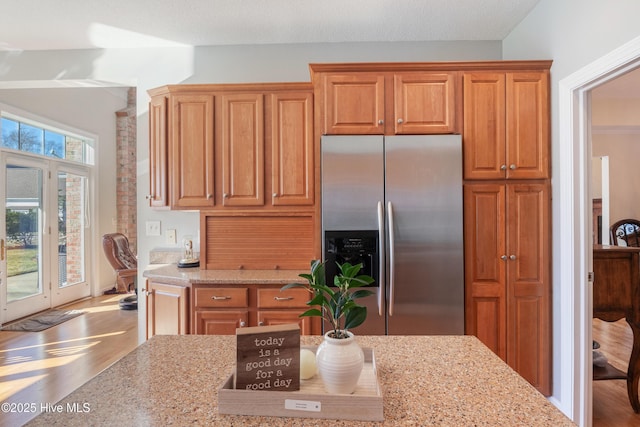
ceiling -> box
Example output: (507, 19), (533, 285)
(0, 0), (636, 99)
(0, 0), (541, 51)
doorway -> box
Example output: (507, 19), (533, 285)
(1, 152), (91, 323)
(559, 36), (640, 426)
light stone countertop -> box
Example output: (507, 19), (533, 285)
(143, 263), (306, 286)
(27, 335), (575, 426)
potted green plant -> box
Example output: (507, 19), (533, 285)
(282, 259), (375, 394)
(282, 259), (375, 338)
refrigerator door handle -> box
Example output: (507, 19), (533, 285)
(387, 201), (396, 316)
(377, 201), (385, 316)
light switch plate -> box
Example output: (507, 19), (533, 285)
(145, 220), (161, 236)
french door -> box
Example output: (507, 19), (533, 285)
(1, 153), (90, 323)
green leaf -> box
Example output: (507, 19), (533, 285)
(351, 289), (375, 300)
(344, 306), (367, 330)
(281, 282), (308, 291)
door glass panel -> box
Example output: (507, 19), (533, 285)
(57, 171), (86, 287)
(6, 165), (43, 302)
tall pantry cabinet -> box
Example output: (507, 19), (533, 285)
(463, 65), (552, 396)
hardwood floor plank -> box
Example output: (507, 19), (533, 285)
(593, 318), (640, 426)
(0, 295), (138, 427)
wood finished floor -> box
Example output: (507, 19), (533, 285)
(593, 318), (640, 426)
(0, 295), (637, 426)
(0, 295), (138, 427)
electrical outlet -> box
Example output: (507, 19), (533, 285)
(145, 220), (161, 236)
(166, 229), (177, 245)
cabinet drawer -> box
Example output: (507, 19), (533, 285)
(257, 288), (309, 308)
(194, 287), (248, 308)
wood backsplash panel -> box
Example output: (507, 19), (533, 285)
(202, 213), (315, 270)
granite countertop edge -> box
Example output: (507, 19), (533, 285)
(143, 263), (306, 286)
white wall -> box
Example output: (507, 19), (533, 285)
(503, 0), (640, 421)
(0, 87), (128, 292)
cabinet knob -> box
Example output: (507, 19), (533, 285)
(509, 164), (517, 170)
(378, 119), (384, 125)
(397, 118), (404, 124)
(509, 255), (517, 260)
(145, 194), (152, 200)
(223, 193), (229, 198)
(500, 164), (507, 171)
(501, 255), (507, 261)
(141, 288), (151, 296)
(258, 321), (264, 326)
(207, 193), (212, 199)
(239, 321), (246, 327)
(272, 193), (278, 198)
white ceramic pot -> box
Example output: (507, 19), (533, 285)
(315, 330), (364, 394)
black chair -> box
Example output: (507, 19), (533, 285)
(610, 219), (640, 247)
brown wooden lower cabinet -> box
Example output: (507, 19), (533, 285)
(464, 181), (551, 396)
(191, 284), (319, 335)
(194, 310), (249, 335)
(146, 281), (189, 338)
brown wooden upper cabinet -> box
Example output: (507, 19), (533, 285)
(148, 95), (168, 208)
(270, 92), (314, 206)
(171, 94), (215, 209)
(147, 83), (314, 210)
(463, 71), (550, 180)
(321, 71), (458, 135)
(220, 93), (265, 207)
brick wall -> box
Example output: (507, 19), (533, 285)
(115, 88), (137, 253)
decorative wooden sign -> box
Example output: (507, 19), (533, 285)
(235, 323), (300, 391)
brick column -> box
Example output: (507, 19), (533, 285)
(115, 87), (137, 253)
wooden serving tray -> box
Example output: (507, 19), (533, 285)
(218, 346), (383, 421)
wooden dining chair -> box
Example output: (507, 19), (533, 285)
(609, 219), (640, 247)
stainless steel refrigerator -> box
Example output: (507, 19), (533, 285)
(321, 135), (464, 335)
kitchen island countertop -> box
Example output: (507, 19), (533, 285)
(143, 263), (306, 286)
(27, 335), (574, 426)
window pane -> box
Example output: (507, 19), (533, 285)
(1, 117), (19, 149)
(19, 123), (44, 155)
(44, 130), (65, 159)
(58, 171), (86, 286)
(1, 115), (93, 165)
(6, 165), (43, 302)
(65, 136), (85, 163)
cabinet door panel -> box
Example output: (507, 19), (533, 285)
(506, 72), (550, 179)
(506, 182), (551, 395)
(463, 184), (507, 359)
(148, 96), (168, 207)
(271, 92), (314, 206)
(221, 93), (264, 206)
(394, 72), (456, 134)
(463, 73), (506, 179)
(324, 74), (385, 134)
(170, 94), (215, 208)
(146, 282), (188, 338)
(194, 310), (249, 335)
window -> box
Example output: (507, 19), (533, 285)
(1, 116), (94, 165)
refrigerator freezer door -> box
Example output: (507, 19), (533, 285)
(321, 135), (386, 335)
(321, 136), (384, 232)
(385, 135), (464, 335)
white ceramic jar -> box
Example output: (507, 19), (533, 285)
(315, 330), (364, 394)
